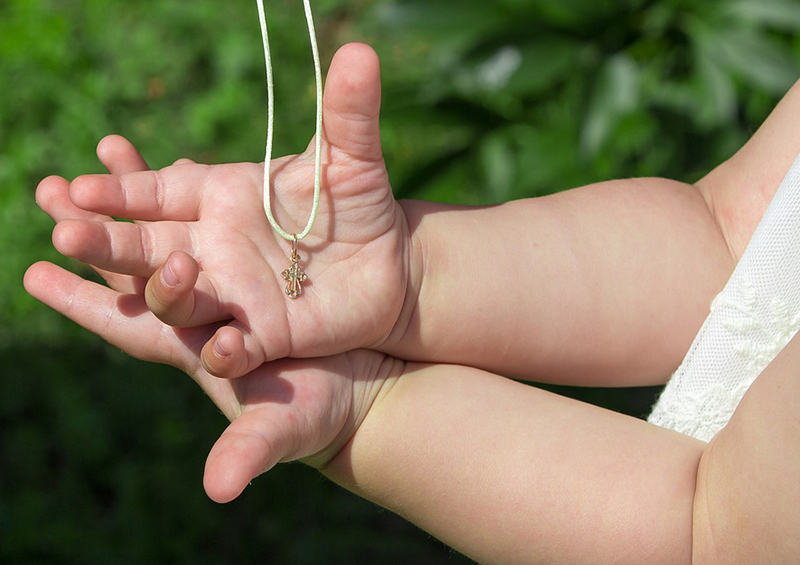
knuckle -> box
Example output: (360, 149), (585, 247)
(136, 223), (153, 268)
(153, 169), (166, 213)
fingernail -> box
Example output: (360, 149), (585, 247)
(161, 262), (179, 288)
(213, 338), (230, 359)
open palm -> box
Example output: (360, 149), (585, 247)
(26, 44), (410, 501)
(49, 44), (410, 376)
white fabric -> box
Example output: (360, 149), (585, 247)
(649, 152), (800, 442)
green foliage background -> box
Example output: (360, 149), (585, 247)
(2, 0), (799, 562)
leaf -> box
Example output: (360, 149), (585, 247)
(581, 53), (640, 157)
(371, 0), (505, 36)
(531, 0), (627, 29)
(711, 27), (799, 93)
(692, 45), (737, 128)
(505, 37), (583, 96)
(368, 0), (511, 84)
(479, 131), (515, 202)
(451, 46), (524, 95)
(447, 36), (581, 101)
(723, 0), (800, 30)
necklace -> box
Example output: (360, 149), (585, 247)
(256, 0), (323, 298)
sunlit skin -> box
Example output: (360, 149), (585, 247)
(25, 42), (800, 563)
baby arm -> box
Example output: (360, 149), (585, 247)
(325, 347), (800, 564)
(58, 42), (800, 387)
(23, 255), (704, 563)
(692, 330), (800, 564)
(28, 246), (800, 563)
(322, 362), (705, 565)
(392, 182), (731, 386)
(133, 172), (733, 388)
(383, 73), (800, 385)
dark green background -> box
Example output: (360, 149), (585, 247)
(3, 0), (799, 562)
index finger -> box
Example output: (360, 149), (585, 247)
(69, 165), (209, 221)
(23, 261), (189, 368)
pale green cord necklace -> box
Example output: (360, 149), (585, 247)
(256, 0), (323, 298)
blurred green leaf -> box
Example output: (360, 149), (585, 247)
(480, 131), (515, 201)
(707, 26), (799, 93)
(506, 38), (584, 96)
(374, 0), (504, 31)
(372, 0), (506, 52)
(531, 0), (632, 29)
(640, 3), (676, 37)
(724, 0), (800, 30)
(581, 53), (640, 157)
(693, 47), (737, 128)
(450, 45), (524, 98)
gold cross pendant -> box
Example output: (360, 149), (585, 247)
(281, 237), (307, 298)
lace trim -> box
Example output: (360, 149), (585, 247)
(712, 277), (800, 375)
(649, 379), (755, 442)
(650, 276), (800, 442)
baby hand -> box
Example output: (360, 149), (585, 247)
(51, 44), (415, 376)
(202, 349), (402, 503)
(25, 252), (402, 503)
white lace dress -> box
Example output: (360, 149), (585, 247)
(648, 152), (800, 442)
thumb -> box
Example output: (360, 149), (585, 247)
(322, 42), (382, 162)
(203, 406), (297, 503)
